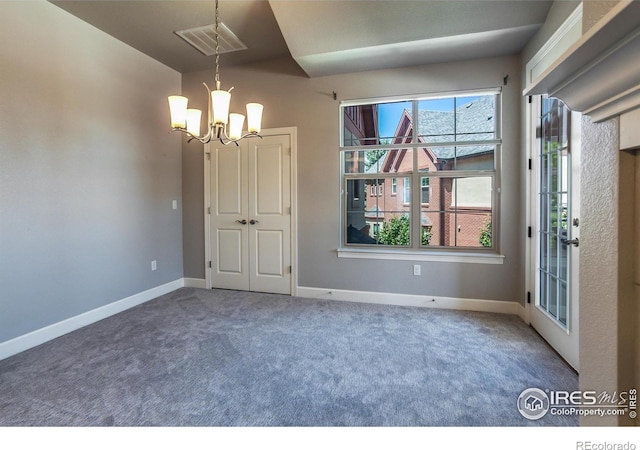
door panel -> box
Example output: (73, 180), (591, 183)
(254, 144), (284, 215)
(217, 229), (243, 274)
(255, 230), (284, 276)
(216, 148), (244, 215)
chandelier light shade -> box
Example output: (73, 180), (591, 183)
(168, 96), (188, 128)
(246, 103), (263, 133)
(186, 109), (202, 136)
(228, 113), (245, 140)
(211, 89), (231, 125)
(168, 0), (263, 145)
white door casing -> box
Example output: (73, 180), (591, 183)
(205, 128), (297, 295)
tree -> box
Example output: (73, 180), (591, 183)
(364, 149), (387, 171)
(377, 215), (410, 245)
(479, 218), (492, 248)
(377, 215), (432, 246)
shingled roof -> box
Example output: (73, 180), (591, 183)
(417, 95), (496, 160)
(365, 95), (496, 173)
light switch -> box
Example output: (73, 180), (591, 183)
(172, 200), (177, 210)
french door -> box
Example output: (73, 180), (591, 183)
(530, 96), (580, 371)
(207, 132), (293, 295)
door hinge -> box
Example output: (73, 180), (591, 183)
(528, 158), (532, 170)
(287, 265), (292, 274)
(528, 96), (532, 104)
(206, 152), (211, 160)
(527, 291), (531, 304)
(207, 207), (211, 215)
(208, 261), (212, 268)
(527, 226), (532, 238)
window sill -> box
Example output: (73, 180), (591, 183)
(336, 248), (505, 264)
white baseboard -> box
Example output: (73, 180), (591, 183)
(183, 277), (206, 289)
(296, 286), (520, 315)
(0, 278), (184, 361)
(517, 302), (529, 324)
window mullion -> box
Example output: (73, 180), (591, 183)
(411, 107), (422, 249)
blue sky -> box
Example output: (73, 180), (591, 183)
(377, 96), (479, 139)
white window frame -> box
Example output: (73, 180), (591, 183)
(339, 88), (504, 264)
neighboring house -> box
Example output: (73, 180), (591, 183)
(350, 97), (495, 247)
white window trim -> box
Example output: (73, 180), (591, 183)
(337, 248), (505, 264)
(340, 89), (501, 255)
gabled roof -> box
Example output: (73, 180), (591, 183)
(366, 95), (496, 173)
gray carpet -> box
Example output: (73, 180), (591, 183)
(0, 288), (578, 426)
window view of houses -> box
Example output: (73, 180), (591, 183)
(342, 93), (498, 249)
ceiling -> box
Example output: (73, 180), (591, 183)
(50, 0), (554, 77)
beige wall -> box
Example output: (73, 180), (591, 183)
(182, 55), (524, 302)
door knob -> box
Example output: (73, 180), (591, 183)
(235, 219), (247, 225)
(250, 219), (259, 225)
(561, 237), (579, 247)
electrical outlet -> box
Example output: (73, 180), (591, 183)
(413, 264), (421, 276)
(151, 260), (157, 271)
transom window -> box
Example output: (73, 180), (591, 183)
(341, 89), (500, 250)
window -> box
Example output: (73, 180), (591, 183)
(421, 174), (430, 204)
(341, 89), (500, 251)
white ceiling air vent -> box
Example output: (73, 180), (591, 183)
(175, 22), (247, 56)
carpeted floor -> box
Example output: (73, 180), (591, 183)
(0, 288), (578, 426)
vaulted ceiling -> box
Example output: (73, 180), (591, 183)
(50, 0), (553, 77)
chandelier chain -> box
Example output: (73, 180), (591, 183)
(214, 0), (220, 85)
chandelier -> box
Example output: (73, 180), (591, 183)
(167, 0), (263, 145)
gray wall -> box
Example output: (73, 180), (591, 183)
(182, 55), (524, 302)
(0, 2), (183, 343)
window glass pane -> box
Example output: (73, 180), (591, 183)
(342, 104), (376, 146)
(345, 178), (410, 246)
(420, 176), (492, 248)
(428, 145), (495, 171)
(342, 101), (412, 147)
(343, 149), (413, 175)
(418, 97), (455, 142)
(455, 95), (496, 142)
(378, 101), (413, 144)
(417, 95), (496, 143)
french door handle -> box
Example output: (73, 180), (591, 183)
(235, 219), (247, 225)
(561, 237), (579, 247)
(249, 219), (259, 225)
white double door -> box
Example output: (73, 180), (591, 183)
(208, 132), (292, 294)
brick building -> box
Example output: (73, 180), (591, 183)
(347, 96), (494, 248)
